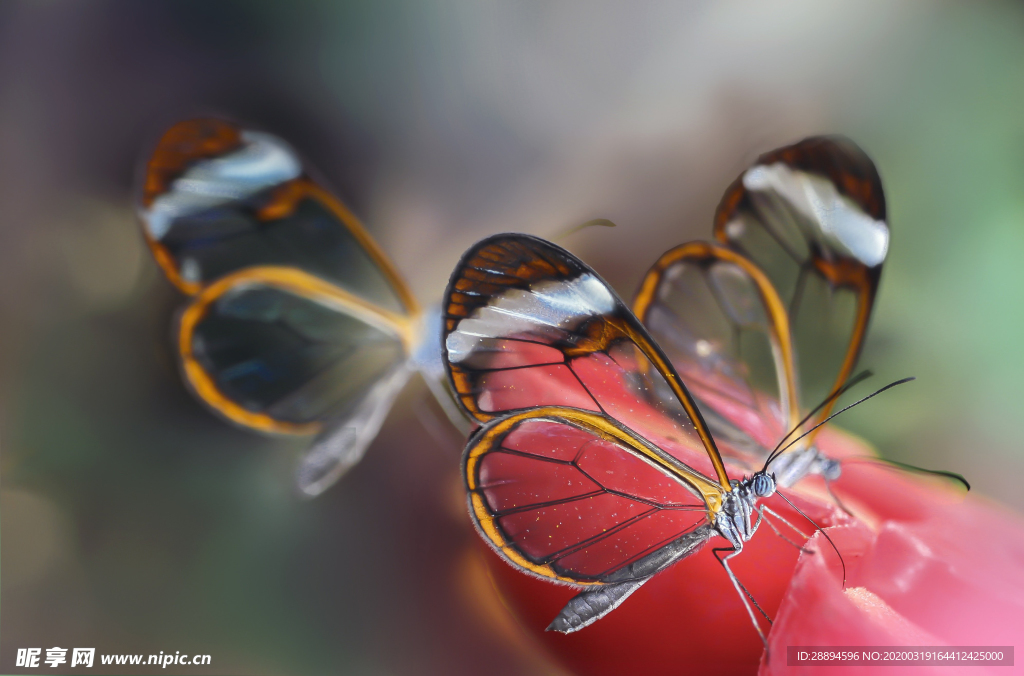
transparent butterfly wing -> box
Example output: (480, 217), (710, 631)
(295, 361), (414, 497)
(713, 136), (888, 421)
(443, 233), (733, 493)
(178, 267), (416, 431)
(178, 266), (418, 492)
(464, 407), (719, 585)
(139, 118), (432, 491)
(633, 242), (797, 465)
(139, 118), (417, 317)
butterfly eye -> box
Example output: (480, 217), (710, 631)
(752, 473), (774, 497)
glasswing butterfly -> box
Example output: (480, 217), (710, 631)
(632, 136), (890, 493)
(138, 118), (464, 497)
(442, 141), (966, 646)
(441, 233), (842, 644)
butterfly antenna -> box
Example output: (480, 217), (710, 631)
(552, 218), (618, 241)
(767, 377), (915, 470)
(762, 370), (874, 472)
(842, 457), (970, 491)
(775, 489), (846, 587)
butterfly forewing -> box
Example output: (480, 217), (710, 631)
(713, 136), (887, 420)
(464, 408), (721, 585)
(139, 118), (417, 317)
(444, 234), (731, 489)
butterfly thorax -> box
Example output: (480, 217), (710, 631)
(715, 472), (775, 549)
(770, 445), (842, 487)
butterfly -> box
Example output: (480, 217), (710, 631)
(138, 117), (464, 497)
(441, 232), (835, 644)
(632, 136), (889, 494)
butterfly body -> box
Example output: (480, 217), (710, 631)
(716, 472), (776, 557)
(444, 232), (816, 643)
(446, 140), (964, 650)
(769, 444), (841, 487)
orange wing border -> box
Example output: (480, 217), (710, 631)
(177, 265), (417, 436)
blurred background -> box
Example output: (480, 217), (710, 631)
(2, 2), (1024, 674)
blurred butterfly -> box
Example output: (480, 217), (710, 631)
(441, 233), (843, 643)
(632, 137), (889, 494)
(138, 118), (465, 497)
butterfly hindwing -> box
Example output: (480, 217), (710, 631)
(464, 407), (722, 585)
(294, 361), (414, 496)
(633, 241), (797, 462)
(177, 266), (418, 495)
(178, 266), (416, 434)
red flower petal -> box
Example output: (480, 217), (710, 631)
(765, 463), (1024, 675)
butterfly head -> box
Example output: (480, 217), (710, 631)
(751, 471), (776, 499)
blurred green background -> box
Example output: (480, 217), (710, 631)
(2, 2), (1023, 674)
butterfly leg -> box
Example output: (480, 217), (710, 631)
(712, 546), (770, 650)
(759, 505), (813, 553)
(546, 578), (650, 634)
(824, 476), (856, 517)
